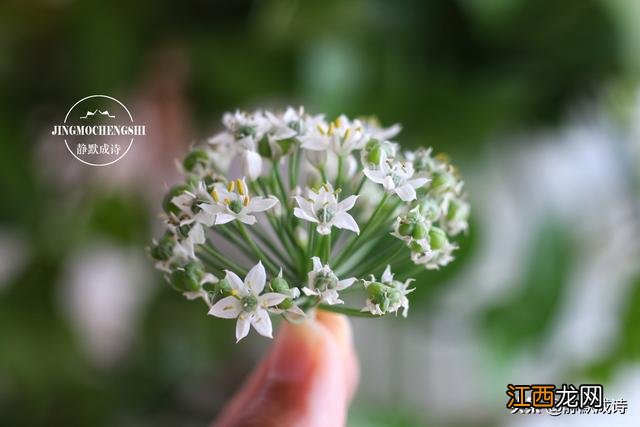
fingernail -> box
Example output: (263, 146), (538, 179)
(268, 320), (319, 382)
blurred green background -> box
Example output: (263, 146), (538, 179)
(1, 0), (639, 426)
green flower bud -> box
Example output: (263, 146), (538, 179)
(366, 282), (387, 306)
(412, 222), (428, 240)
(170, 261), (204, 292)
(430, 171), (455, 193)
(258, 137), (272, 158)
(316, 272), (338, 290)
(235, 125), (255, 139)
(270, 276), (290, 293)
(177, 223), (192, 239)
(277, 138), (295, 155)
(367, 145), (382, 165)
(428, 226), (447, 250)
(398, 222), (414, 236)
(150, 234), (175, 261)
(279, 298), (294, 310)
(217, 278), (233, 296)
(163, 184), (189, 215)
(447, 198), (469, 222)
(183, 149), (209, 172)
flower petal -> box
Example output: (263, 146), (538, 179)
(247, 196), (278, 212)
(337, 194), (358, 211)
(225, 270), (246, 293)
(316, 223), (332, 235)
(215, 213), (237, 225)
(242, 151), (262, 180)
(337, 277), (356, 290)
(238, 214), (257, 225)
(381, 265), (393, 283)
(323, 289), (343, 305)
(332, 212), (360, 234)
(301, 136), (328, 151)
(409, 177), (429, 190)
(188, 224), (205, 245)
(395, 183), (417, 201)
(245, 261), (266, 295)
(311, 257), (323, 271)
(209, 296), (242, 319)
(260, 292), (287, 307)
(194, 210), (215, 227)
(250, 308), (273, 338)
(236, 315), (252, 342)
(363, 168), (386, 184)
(202, 272), (218, 284)
(294, 207), (318, 223)
(302, 287), (318, 296)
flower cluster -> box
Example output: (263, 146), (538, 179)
(149, 107), (469, 342)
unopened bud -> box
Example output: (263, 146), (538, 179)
(183, 149), (209, 172)
(428, 227), (447, 250)
(398, 222), (414, 236)
(217, 278), (233, 296)
(150, 234), (175, 261)
(163, 185), (189, 215)
(258, 137), (272, 158)
(412, 223), (428, 240)
(170, 261), (204, 292)
(270, 276), (290, 293)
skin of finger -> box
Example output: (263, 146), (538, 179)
(212, 314), (358, 427)
(315, 311), (359, 401)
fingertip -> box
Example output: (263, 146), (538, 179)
(316, 311), (359, 401)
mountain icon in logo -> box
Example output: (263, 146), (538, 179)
(79, 109), (116, 119)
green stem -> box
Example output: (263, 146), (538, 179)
(318, 304), (380, 318)
(198, 243), (247, 275)
(236, 222), (279, 274)
(248, 226), (297, 274)
(288, 149), (298, 190)
(320, 233), (331, 263)
(334, 193), (390, 267)
(336, 155), (344, 189)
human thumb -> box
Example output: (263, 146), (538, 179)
(212, 312), (359, 427)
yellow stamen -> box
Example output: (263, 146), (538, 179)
(227, 181), (235, 192)
(237, 179), (246, 196)
(224, 198), (231, 205)
(335, 117), (342, 128)
(230, 289), (238, 296)
(343, 128), (351, 140)
(244, 196), (250, 206)
(328, 123), (334, 136)
(316, 124), (325, 135)
(211, 188), (220, 202)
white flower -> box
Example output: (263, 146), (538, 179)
(209, 110), (271, 179)
(300, 115), (368, 156)
(198, 178), (278, 225)
(361, 117), (402, 141)
(440, 195), (470, 236)
(362, 265), (414, 317)
(411, 241), (457, 270)
(364, 159), (429, 202)
(302, 257), (356, 305)
(208, 262), (287, 342)
(293, 183), (359, 235)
